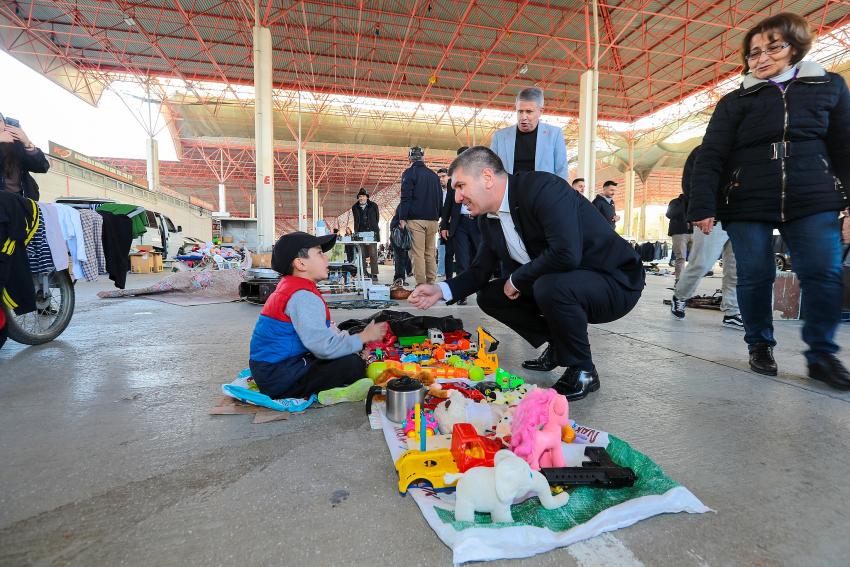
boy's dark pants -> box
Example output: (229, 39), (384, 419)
(250, 354), (366, 399)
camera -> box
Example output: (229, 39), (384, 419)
(4, 117), (20, 128)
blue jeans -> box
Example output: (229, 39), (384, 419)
(724, 211), (843, 363)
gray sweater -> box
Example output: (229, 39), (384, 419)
(285, 290), (363, 359)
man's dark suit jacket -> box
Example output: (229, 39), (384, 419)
(439, 183), (462, 238)
(447, 172), (644, 302)
(591, 194), (616, 228)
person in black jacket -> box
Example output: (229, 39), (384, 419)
(398, 146), (442, 285)
(666, 193), (692, 280)
(689, 12), (850, 389)
(591, 180), (619, 229)
(390, 211), (412, 286)
(351, 188), (381, 281)
(410, 147), (645, 401)
(436, 167), (455, 279)
(0, 114), (48, 200)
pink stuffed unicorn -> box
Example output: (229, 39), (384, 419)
(509, 388), (569, 470)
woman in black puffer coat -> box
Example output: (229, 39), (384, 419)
(689, 12), (850, 389)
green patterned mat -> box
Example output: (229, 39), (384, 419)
(434, 435), (679, 531)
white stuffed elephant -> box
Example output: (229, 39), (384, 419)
(444, 450), (570, 523)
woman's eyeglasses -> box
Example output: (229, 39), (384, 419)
(746, 42), (790, 61)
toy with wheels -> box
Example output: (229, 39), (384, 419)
(395, 448), (459, 494)
(402, 407), (438, 438)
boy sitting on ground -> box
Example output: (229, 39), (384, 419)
(249, 231), (387, 404)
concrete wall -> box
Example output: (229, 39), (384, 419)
(38, 156), (213, 241)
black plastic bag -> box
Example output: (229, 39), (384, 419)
(391, 226), (412, 250)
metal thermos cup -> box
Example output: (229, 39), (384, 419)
(365, 376), (427, 423)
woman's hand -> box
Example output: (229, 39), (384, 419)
(4, 125), (33, 148)
(693, 218), (715, 234)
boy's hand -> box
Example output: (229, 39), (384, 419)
(359, 320), (388, 344)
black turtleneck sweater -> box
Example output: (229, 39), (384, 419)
(513, 126), (538, 173)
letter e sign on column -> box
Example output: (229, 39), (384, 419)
(263, 175), (271, 185)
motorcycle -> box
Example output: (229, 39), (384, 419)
(3, 269), (75, 345)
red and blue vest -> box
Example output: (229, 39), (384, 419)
(249, 276), (331, 364)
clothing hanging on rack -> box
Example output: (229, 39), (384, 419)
(38, 203), (69, 271)
(78, 209), (105, 281)
(26, 203), (55, 275)
(95, 203), (148, 238)
(52, 203), (88, 279)
(97, 211), (133, 289)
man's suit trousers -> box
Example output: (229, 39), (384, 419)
(476, 270), (641, 372)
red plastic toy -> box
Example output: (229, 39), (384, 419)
(450, 423), (506, 473)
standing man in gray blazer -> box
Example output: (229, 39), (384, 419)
(490, 87), (568, 181)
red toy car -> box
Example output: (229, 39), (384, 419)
(450, 423), (506, 472)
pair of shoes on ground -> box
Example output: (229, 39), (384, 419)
(670, 295), (744, 330)
(749, 344), (850, 390)
(522, 344), (600, 401)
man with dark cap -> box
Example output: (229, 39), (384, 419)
(398, 146), (442, 285)
(351, 187), (381, 282)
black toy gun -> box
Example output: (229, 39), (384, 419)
(540, 446), (637, 489)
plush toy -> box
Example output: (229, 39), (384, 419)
(510, 388), (570, 471)
(444, 450), (570, 523)
(433, 390), (499, 435)
(494, 405), (516, 444)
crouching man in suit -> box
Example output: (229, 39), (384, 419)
(409, 147), (645, 400)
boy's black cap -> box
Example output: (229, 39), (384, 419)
(357, 188), (369, 197)
(272, 231), (337, 274)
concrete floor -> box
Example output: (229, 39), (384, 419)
(1, 266), (849, 566)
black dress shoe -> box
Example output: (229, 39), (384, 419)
(522, 344), (557, 372)
(808, 354), (850, 390)
(553, 367), (600, 401)
(749, 343), (778, 376)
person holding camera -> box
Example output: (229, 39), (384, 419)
(0, 114), (48, 200)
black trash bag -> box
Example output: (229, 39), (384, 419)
(391, 226), (412, 250)
(337, 309), (465, 337)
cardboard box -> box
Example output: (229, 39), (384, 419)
(150, 253), (163, 273)
(252, 253), (272, 268)
(130, 253), (152, 273)
(365, 284), (390, 301)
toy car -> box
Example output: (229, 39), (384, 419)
(395, 448), (459, 494)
